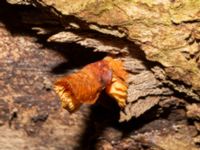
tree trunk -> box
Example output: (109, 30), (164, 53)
(0, 0), (200, 149)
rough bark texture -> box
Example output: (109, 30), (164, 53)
(0, 0), (200, 150)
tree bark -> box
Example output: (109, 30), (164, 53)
(0, 0), (200, 149)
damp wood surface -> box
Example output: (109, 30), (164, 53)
(0, 0), (200, 150)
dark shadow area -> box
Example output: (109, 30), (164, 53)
(0, 0), (107, 73)
(37, 41), (107, 74)
(0, 0), (62, 36)
(75, 99), (188, 149)
(74, 92), (120, 150)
